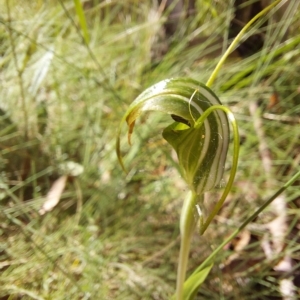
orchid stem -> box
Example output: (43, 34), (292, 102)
(176, 191), (199, 300)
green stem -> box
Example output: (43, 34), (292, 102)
(176, 191), (198, 300)
(206, 0), (282, 88)
(190, 168), (300, 275)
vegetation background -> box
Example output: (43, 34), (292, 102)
(0, 0), (299, 299)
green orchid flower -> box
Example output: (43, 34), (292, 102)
(117, 78), (230, 192)
(116, 77), (239, 233)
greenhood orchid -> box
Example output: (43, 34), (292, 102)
(116, 77), (239, 300)
(116, 77), (239, 234)
(117, 78), (230, 190)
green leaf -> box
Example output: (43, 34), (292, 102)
(171, 264), (213, 300)
(183, 264), (213, 299)
(116, 78), (230, 195)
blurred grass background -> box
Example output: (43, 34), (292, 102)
(0, 0), (300, 299)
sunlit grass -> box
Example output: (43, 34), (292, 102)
(0, 0), (300, 299)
